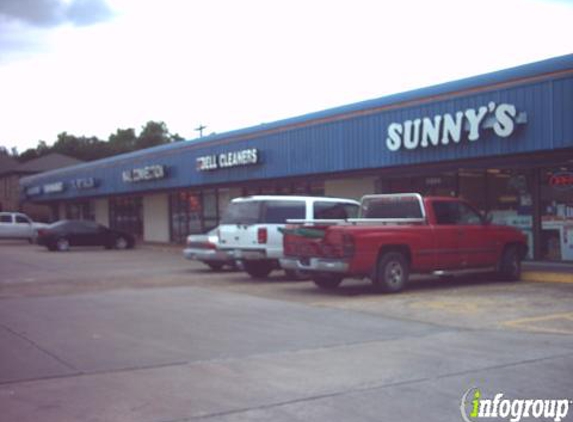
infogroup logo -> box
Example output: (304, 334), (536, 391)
(460, 388), (571, 422)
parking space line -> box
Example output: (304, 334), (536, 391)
(501, 312), (573, 335)
(522, 271), (573, 284)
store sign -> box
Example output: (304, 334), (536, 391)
(43, 181), (64, 194)
(122, 165), (166, 183)
(26, 186), (42, 196)
(196, 148), (259, 172)
(386, 102), (527, 152)
(549, 172), (573, 190)
(72, 177), (97, 190)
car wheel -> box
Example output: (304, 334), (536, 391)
(373, 251), (409, 293)
(243, 260), (274, 279)
(206, 262), (224, 271)
(56, 237), (70, 252)
(312, 274), (343, 290)
(498, 246), (521, 281)
(115, 236), (128, 250)
(28, 237), (34, 244)
(47, 244), (57, 251)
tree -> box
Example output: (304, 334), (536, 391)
(13, 120), (185, 163)
(136, 121), (171, 149)
(108, 128), (137, 154)
(18, 140), (50, 162)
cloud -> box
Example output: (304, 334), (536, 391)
(0, 0), (114, 28)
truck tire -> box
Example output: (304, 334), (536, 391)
(498, 246), (521, 281)
(312, 274), (343, 290)
(243, 260), (274, 279)
(373, 251), (409, 293)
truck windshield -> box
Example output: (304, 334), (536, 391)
(221, 202), (262, 225)
(361, 196), (423, 219)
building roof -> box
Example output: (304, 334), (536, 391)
(16, 153), (83, 174)
(0, 154), (19, 176)
(20, 53), (573, 187)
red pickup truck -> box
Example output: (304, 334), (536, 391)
(280, 194), (528, 293)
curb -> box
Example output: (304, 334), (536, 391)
(522, 271), (573, 284)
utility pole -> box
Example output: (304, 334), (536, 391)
(195, 124), (207, 138)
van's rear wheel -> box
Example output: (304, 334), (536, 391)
(373, 252), (409, 293)
(243, 260), (274, 279)
(312, 274), (343, 290)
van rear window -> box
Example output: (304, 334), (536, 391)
(221, 200), (306, 224)
(221, 202), (262, 224)
(262, 201), (305, 223)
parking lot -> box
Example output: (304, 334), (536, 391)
(1, 241), (572, 422)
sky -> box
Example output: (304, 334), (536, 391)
(0, 0), (572, 153)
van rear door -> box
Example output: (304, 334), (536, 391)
(218, 200), (263, 250)
(218, 199), (306, 259)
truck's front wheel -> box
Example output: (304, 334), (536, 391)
(498, 246), (522, 281)
(373, 252), (409, 293)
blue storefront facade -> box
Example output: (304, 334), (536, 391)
(21, 54), (573, 262)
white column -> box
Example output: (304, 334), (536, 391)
(94, 198), (109, 226)
(143, 193), (169, 243)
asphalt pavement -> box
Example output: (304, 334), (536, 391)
(0, 241), (572, 422)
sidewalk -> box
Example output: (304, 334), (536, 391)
(522, 261), (573, 283)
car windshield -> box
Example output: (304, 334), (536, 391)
(221, 201), (262, 224)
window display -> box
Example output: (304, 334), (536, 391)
(170, 189), (229, 243)
(541, 166), (573, 261)
(485, 170), (533, 260)
(65, 201), (94, 221)
(109, 197), (143, 237)
(170, 191), (202, 243)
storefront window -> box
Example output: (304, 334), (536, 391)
(485, 169), (533, 260)
(203, 190), (218, 232)
(170, 191), (202, 243)
(64, 201), (94, 220)
(459, 170), (487, 213)
(170, 190), (224, 243)
(379, 173), (456, 197)
(242, 180), (325, 196)
(109, 197), (143, 237)
(540, 166), (573, 261)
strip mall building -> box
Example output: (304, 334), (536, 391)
(21, 55), (573, 262)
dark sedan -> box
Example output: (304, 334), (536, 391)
(37, 220), (135, 252)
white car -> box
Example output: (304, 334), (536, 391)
(218, 196), (360, 279)
(0, 212), (49, 243)
(183, 227), (236, 271)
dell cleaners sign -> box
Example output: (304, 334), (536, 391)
(385, 102), (527, 152)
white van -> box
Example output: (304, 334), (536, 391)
(218, 196), (360, 279)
